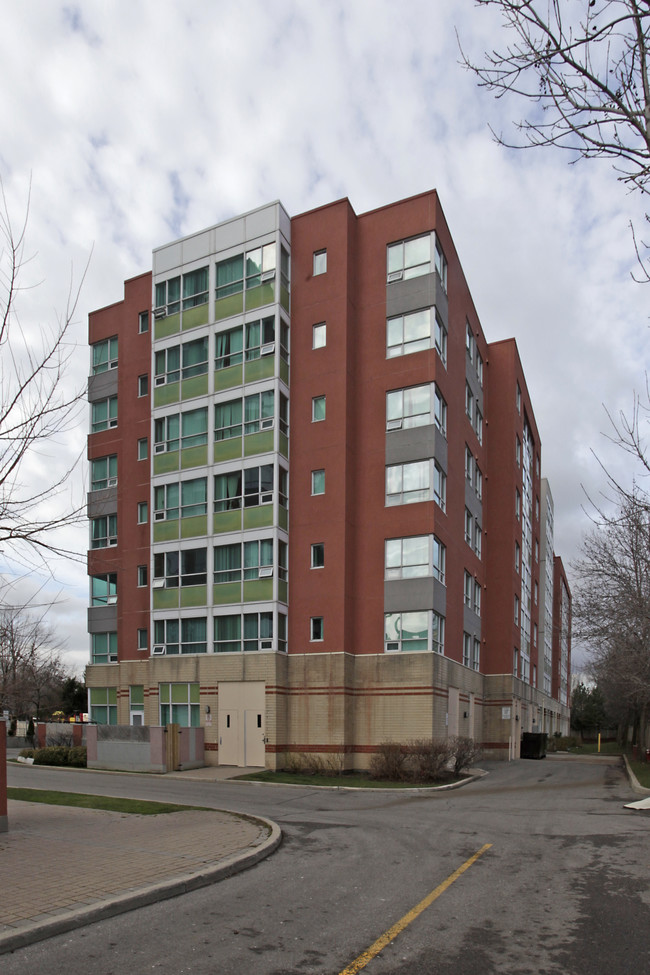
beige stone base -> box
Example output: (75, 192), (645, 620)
(86, 652), (570, 769)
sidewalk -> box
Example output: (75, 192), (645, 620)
(0, 765), (281, 956)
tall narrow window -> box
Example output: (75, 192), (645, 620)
(313, 250), (327, 275)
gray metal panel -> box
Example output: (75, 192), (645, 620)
(88, 370), (118, 403)
(384, 577), (435, 613)
(463, 606), (481, 639)
(87, 487), (117, 518)
(245, 204), (279, 240)
(385, 272), (448, 325)
(432, 579), (447, 616)
(465, 355), (484, 412)
(87, 606), (118, 632)
(386, 425), (437, 466)
(465, 480), (482, 520)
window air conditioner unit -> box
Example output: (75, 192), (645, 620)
(258, 567), (273, 578)
(107, 595), (117, 604)
(154, 511), (166, 521)
(386, 419), (403, 431)
(260, 639), (273, 649)
(108, 418), (118, 428)
(260, 492), (273, 504)
(109, 359), (118, 370)
(154, 443), (166, 453)
(387, 270), (403, 283)
(152, 645), (166, 655)
(108, 537), (118, 546)
(107, 477), (117, 487)
(261, 269), (275, 282)
(155, 375), (166, 386)
(153, 307), (166, 319)
(152, 578), (165, 589)
(261, 342), (275, 356)
(261, 417), (274, 430)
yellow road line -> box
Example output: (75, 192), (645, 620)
(338, 843), (492, 975)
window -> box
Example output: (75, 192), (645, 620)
(465, 446), (474, 482)
(516, 436), (521, 467)
(156, 268), (208, 314)
(466, 322), (475, 363)
(434, 238), (448, 291)
(464, 571), (472, 608)
(515, 489), (521, 519)
(386, 384), (434, 431)
(214, 613), (274, 652)
(434, 387), (447, 436)
(473, 581), (481, 616)
(91, 514), (117, 549)
(245, 390), (276, 434)
(311, 543), (324, 569)
(215, 255), (244, 301)
(387, 233), (430, 282)
(215, 325), (243, 369)
(463, 632), (471, 668)
(433, 461), (446, 512)
(214, 399), (242, 441)
(139, 310), (149, 333)
(243, 539), (275, 580)
(154, 478), (207, 521)
(312, 395), (326, 422)
(213, 538), (283, 583)
(138, 374), (149, 397)
(155, 276), (181, 316)
(387, 307), (435, 358)
(435, 312), (448, 365)
(310, 616), (324, 641)
(89, 687), (117, 725)
(311, 469), (325, 495)
(246, 244), (276, 291)
(137, 502), (148, 524)
(473, 638), (480, 671)
(313, 322), (326, 349)
(154, 621), (206, 657)
(91, 396), (118, 432)
(516, 383), (522, 414)
(475, 407), (483, 445)
(159, 682), (200, 725)
(514, 595), (520, 625)
(535, 539), (539, 562)
(465, 383), (474, 423)
(245, 316), (276, 360)
(313, 250), (327, 275)
(156, 337), (209, 386)
(137, 565), (148, 587)
(433, 536), (446, 584)
(137, 628), (148, 651)
(386, 460), (431, 506)
(91, 337), (118, 374)
(474, 522), (482, 559)
(153, 549), (207, 588)
(515, 541), (521, 572)
(385, 536), (430, 580)
(535, 496), (540, 520)
(534, 581), (539, 605)
(138, 438), (148, 461)
(384, 611), (445, 653)
(155, 408), (208, 453)
(474, 464), (483, 500)
(91, 455), (117, 491)
(91, 573), (117, 605)
(91, 632), (117, 664)
(214, 464), (287, 511)
(476, 351), (483, 387)
(533, 623), (538, 648)
(465, 509), (473, 546)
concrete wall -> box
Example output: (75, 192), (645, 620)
(86, 724), (204, 772)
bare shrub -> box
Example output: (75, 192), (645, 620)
(405, 738), (453, 782)
(369, 741), (408, 781)
(449, 736), (482, 774)
(282, 752), (327, 775)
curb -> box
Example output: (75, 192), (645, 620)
(0, 815), (281, 956)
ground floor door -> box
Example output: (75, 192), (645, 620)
(218, 682), (266, 767)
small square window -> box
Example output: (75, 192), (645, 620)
(311, 543), (324, 568)
(137, 628), (148, 651)
(137, 502), (148, 524)
(311, 469), (325, 495)
(313, 250), (327, 276)
(310, 617), (324, 641)
(313, 322), (326, 349)
(139, 311), (149, 334)
(138, 375), (149, 397)
(137, 565), (148, 587)
(138, 438), (148, 461)
(312, 396), (326, 422)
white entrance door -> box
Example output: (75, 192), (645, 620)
(244, 709), (265, 767)
(217, 682), (266, 767)
(218, 710), (239, 765)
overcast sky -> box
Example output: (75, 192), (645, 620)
(1, 1), (647, 676)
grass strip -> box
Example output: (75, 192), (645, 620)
(235, 770), (461, 788)
(7, 787), (209, 815)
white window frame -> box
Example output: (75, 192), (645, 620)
(385, 460), (432, 506)
(312, 395), (326, 422)
(385, 535), (432, 580)
(311, 469), (325, 495)
(312, 322), (326, 349)
(313, 250), (327, 276)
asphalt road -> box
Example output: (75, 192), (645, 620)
(5, 755), (649, 974)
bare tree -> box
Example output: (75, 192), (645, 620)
(459, 1), (650, 193)
(0, 607), (68, 718)
(0, 180), (88, 566)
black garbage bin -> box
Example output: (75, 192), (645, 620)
(521, 732), (548, 759)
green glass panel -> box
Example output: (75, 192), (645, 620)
(180, 445), (208, 470)
(159, 684), (170, 704)
(154, 588), (180, 610)
(243, 506), (274, 530)
(154, 314), (181, 340)
(214, 363), (243, 392)
(171, 684), (187, 705)
(213, 510), (242, 534)
(108, 687), (117, 705)
(213, 582), (242, 605)
(280, 358), (289, 385)
(245, 356), (275, 384)
(89, 688), (107, 705)
(181, 303), (209, 330)
(181, 586), (207, 608)
(130, 685), (144, 706)
(245, 282), (275, 311)
(154, 382), (180, 409)
(189, 683), (200, 704)
(214, 293), (243, 321)
(181, 375), (209, 401)
(154, 451), (180, 476)
(243, 579), (274, 602)
(279, 507), (288, 531)
(244, 430), (274, 457)
(279, 432), (289, 459)
(181, 514), (207, 539)
(278, 580), (288, 605)
(154, 519), (180, 543)
(280, 284), (290, 313)
(214, 438), (242, 464)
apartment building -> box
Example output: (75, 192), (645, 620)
(85, 190), (571, 766)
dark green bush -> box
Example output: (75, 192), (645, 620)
(32, 746), (87, 767)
